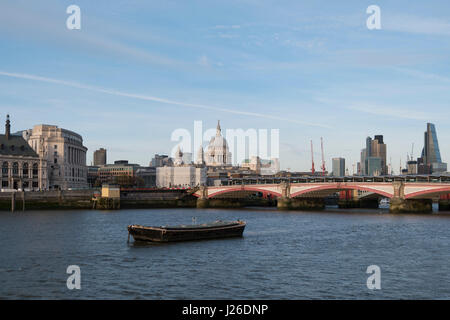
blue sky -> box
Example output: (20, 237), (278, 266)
(1, 0), (450, 172)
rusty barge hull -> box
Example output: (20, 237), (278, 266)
(127, 221), (246, 242)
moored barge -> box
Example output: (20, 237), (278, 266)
(127, 220), (246, 242)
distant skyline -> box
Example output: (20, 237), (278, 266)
(1, 0), (450, 172)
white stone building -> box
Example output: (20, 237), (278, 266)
(1, 115), (48, 190)
(156, 147), (206, 188)
(156, 166), (206, 188)
(21, 124), (88, 190)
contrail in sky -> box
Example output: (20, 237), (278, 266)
(0, 70), (329, 128)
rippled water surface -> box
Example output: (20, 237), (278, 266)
(1, 207), (449, 299)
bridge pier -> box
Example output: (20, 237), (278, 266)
(277, 197), (324, 211)
(277, 198), (291, 210)
(439, 200), (450, 211)
(196, 198), (210, 208)
(438, 194), (450, 211)
(389, 198), (432, 214)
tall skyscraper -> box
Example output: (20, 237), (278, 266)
(332, 157), (345, 177)
(421, 123), (447, 173)
(371, 135), (387, 175)
(93, 148), (107, 166)
(359, 135), (387, 175)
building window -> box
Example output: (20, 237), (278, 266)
(23, 163), (29, 177)
(32, 163), (38, 177)
(12, 163), (19, 176)
(2, 162), (8, 176)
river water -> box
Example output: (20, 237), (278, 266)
(0, 207), (449, 299)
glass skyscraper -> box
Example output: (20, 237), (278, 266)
(421, 123), (447, 173)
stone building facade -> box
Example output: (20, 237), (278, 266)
(0, 115), (47, 190)
(156, 166), (206, 188)
(156, 147), (206, 188)
(21, 124), (88, 190)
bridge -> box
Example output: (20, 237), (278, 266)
(193, 176), (450, 213)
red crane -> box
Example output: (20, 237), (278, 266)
(320, 137), (326, 176)
(310, 140), (315, 175)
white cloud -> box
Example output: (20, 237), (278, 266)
(0, 71), (330, 128)
(213, 25), (241, 29)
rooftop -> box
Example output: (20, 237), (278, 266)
(0, 135), (38, 157)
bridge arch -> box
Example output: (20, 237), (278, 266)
(290, 184), (393, 199)
(405, 186), (450, 199)
(206, 185), (282, 199)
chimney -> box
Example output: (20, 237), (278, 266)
(5, 114), (10, 140)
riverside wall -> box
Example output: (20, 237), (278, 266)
(0, 190), (196, 211)
(0, 190), (94, 211)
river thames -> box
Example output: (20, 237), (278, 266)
(0, 207), (449, 299)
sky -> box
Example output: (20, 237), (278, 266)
(1, 0), (450, 173)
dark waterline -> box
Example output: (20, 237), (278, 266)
(0, 207), (449, 299)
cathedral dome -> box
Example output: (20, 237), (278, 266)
(207, 135), (228, 151)
(205, 121), (232, 166)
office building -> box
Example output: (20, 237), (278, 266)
(421, 123), (447, 173)
(22, 124), (88, 190)
(93, 148), (107, 166)
(135, 167), (156, 187)
(367, 157), (382, 176)
(97, 160), (140, 184)
(151, 154), (173, 167)
(360, 135), (387, 175)
(332, 157), (345, 177)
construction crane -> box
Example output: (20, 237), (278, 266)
(320, 137), (326, 176)
(310, 140), (315, 175)
(389, 157), (393, 175)
(410, 143), (414, 161)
